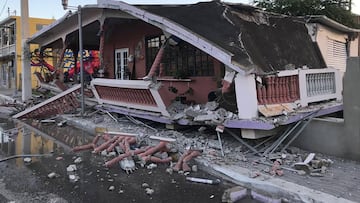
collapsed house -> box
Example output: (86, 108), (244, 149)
(20, 0), (360, 139)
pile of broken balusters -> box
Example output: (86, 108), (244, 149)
(72, 127), (202, 174)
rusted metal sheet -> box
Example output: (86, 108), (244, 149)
(13, 84), (81, 119)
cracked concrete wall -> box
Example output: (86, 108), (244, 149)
(292, 57), (360, 161)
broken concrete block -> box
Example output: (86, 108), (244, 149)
(69, 174), (79, 182)
(147, 163), (157, 170)
(23, 157), (32, 163)
(107, 152), (116, 157)
(101, 150), (108, 156)
(145, 188), (154, 195)
(108, 186), (115, 191)
(304, 153), (316, 164)
(293, 162), (311, 174)
(221, 186), (247, 203)
(142, 183), (149, 188)
(48, 172), (57, 179)
(66, 164), (77, 172)
(194, 114), (217, 122)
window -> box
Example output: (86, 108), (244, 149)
(9, 24), (15, 45)
(145, 35), (214, 78)
(36, 24), (46, 31)
(327, 38), (346, 72)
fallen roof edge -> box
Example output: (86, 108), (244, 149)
(97, 0), (251, 75)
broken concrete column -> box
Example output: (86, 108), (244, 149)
(234, 73), (258, 119)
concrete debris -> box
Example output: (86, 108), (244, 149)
(108, 186), (115, 191)
(40, 119), (56, 123)
(146, 163), (157, 170)
(221, 186), (247, 203)
(101, 150), (108, 156)
(23, 157), (32, 163)
(145, 188), (154, 195)
(68, 174), (79, 182)
(66, 164), (77, 172)
(57, 120), (67, 127)
(142, 183), (149, 188)
(48, 172), (58, 179)
(168, 100), (237, 125)
(186, 177), (221, 185)
(74, 157), (82, 164)
(119, 157), (136, 174)
(166, 167), (173, 175)
(191, 165), (198, 172)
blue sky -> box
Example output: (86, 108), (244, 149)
(0, 0), (359, 21)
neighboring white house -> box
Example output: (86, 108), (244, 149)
(305, 15), (360, 75)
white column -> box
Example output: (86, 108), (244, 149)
(21, 0), (31, 101)
(234, 73), (258, 119)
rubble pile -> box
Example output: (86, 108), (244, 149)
(167, 101), (238, 125)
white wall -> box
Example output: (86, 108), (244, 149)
(234, 73), (258, 119)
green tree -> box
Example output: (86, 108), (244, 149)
(254, 0), (358, 28)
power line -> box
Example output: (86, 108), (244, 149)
(0, 0), (9, 18)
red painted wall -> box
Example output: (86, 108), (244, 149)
(103, 20), (162, 79)
(103, 20), (224, 106)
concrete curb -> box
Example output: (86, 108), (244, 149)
(195, 158), (355, 203)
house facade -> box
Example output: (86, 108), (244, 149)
(26, 1), (359, 138)
(0, 16), (54, 91)
(305, 15), (359, 75)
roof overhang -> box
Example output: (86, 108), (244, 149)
(305, 15), (360, 34)
(98, 0), (250, 75)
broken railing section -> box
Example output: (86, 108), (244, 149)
(256, 75), (299, 105)
(256, 68), (341, 107)
(12, 84), (81, 119)
(91, 78), (170, 117)
(72, 128), (201, 174)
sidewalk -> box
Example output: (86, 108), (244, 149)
(59, 114), (359, 203)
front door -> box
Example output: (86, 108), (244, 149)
(115, 48), (129, 80)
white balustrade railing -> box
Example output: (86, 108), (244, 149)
(298, 68), (342, 106)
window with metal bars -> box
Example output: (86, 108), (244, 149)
(145, 35), (214, 78)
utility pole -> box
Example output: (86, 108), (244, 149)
(21, 0), (32, 101)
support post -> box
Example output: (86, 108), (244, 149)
(78, 6), (84, 117)
(21, 0), (31, 101)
